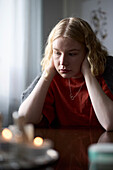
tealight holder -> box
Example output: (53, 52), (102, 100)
(0, 141), (19, 162)
(0, 128), (19, 163)
(19, 138), (53, 161)
(0, 128), (58, 169)
(0, 112), (59, 169)
(88, 143), (113, 170)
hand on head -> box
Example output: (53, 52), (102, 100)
(45, 56), (57, 78)
(81, 55), (91, 76)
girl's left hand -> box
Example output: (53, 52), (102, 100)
(81, 57), (91, 76)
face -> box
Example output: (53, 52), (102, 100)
(52, 37), (87, 78)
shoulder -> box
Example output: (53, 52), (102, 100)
(21, 73), (42, 102)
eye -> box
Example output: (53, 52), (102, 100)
(53, 50), (61, 56)
(69, 52), (77, 56)
(56, 51), (61, 55)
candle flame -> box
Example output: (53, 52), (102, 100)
(33, 137), (43, 146)
(2, 128), (13, 141)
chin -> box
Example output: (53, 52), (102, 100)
(62, 74), (83, 79)
(59, 74), (72, 79)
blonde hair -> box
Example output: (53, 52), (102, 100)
(41, 17), (108, 76)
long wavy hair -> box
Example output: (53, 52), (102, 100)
(41, 17), (108, 76)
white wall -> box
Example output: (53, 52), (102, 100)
(42, 0), (64, 48)
(62, 0), (113, 56)
(63, 0), (83, 18)
(81, 0), (113, 55)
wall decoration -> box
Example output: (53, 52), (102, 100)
(90, 0), (108, 41)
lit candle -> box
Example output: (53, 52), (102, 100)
(33, 137), (43, 147)
(0, 128), (20, 162)
(1, 128), (13, 141)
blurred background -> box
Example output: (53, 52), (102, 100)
(0, 0), (113, 127)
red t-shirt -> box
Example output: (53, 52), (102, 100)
(42, 74), (113, 128)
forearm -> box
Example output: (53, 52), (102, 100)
(84, 71), (113, 131)
(18, 70), (55, 124)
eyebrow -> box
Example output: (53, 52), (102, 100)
(53, 48), (80, 52)
(68, 49), (80, 52)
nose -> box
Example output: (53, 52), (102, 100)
(60, 53), (68, 66)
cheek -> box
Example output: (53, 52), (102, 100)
(77, 54), (86, 65)
(71, 58), (81, 66)
(53, 56), (59, 68)
(71, 57), (83, 71)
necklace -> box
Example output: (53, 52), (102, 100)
(68, 79), (84, 100)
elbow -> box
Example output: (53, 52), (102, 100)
(18, 105), (41, 125)
(101, 110), (113, 132)
(18, 105), (30, 123)
(105, 127), (113, 132)
(18, 101), (30, 118)
(18, 107), (30, 123)
(103, 124), (113, 132)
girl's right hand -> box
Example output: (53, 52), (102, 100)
(44, 57), (57, 79)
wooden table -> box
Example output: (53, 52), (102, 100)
(34, 127), (113, 170)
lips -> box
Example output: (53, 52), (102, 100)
(60, 69), (70, 73)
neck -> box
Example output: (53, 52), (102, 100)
(71, 74), (83, 79)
